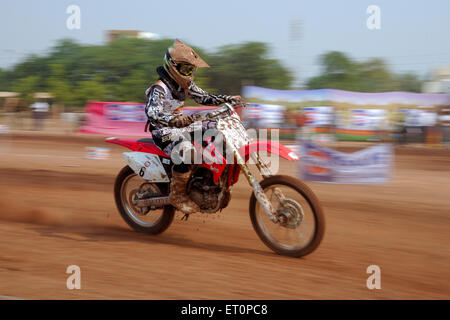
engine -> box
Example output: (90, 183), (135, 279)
(188, 168), (231, 213)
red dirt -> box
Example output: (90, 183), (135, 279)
(0, 133), (449, 299)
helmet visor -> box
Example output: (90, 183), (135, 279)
(177, 63), (197, 76)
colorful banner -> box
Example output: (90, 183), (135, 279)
(297, 141), (393, 184)
(400, 109), (437, 127)
(350, 109), (387, 130)
(303, 106), (334, 127)
(79, 101), (219, 136)
(243, 86), (450, 106)
(242, 103), (286, 128)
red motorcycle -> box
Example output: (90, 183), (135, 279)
(106, 103), (325, 257)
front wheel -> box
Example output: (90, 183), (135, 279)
(249, 175), (325, 257)
(114, 166), (175, 234)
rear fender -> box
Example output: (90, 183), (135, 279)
(123, 151), (170, 182)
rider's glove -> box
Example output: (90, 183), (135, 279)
(168, 115), (195, 128)
(229, 95), (247, 107)
(191, 113), (206, 122)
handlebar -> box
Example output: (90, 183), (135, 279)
(194, 102), (244, 122)
(205, 103), (233, 120)
(190, 99), (248, 123)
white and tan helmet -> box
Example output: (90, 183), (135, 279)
(163, 39), (210, 89)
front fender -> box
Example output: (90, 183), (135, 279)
(239, 140), (300, 161)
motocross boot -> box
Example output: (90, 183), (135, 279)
(169, 169), (200, 214)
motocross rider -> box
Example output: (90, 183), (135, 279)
(145, 39), (245, 214)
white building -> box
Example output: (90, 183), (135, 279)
(106, 30), (161, 43)
(422, 66), (450, 94)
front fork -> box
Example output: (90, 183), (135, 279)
(233, 148), (284, 223)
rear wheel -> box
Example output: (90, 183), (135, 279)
(249, 175), (325, 257)
(114, 166), (174, 234)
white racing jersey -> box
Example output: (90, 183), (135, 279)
(145, 67), (235, 130)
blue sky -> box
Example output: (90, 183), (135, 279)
(1, 0), (449, 84)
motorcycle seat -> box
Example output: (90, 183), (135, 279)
(136, 138), (169, 158)
(137, 138), (155, 144)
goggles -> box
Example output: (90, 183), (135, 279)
(165, 51), (197, 77)
(176, 63), (197, 76)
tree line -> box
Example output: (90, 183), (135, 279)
(0, 38), (422, 110)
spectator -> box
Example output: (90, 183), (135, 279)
(295, 112), (306, 128)
(29, 99), (49, 131)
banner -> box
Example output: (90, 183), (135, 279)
(79, 101), (219, 136)
(243, 86), (450, 106)
(303, 106), (334, 127)
(242, 103), (286, 128)
(298, 141), (393, 184)
(400, 109), (437, 127)
(350, 109), (387, 130)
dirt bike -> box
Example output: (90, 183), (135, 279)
(105, 103), (325, 257)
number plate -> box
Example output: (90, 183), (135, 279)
(123, 152), (170, 182)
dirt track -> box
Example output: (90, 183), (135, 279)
(0, 133), (449, 299)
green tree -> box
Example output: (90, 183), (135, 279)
(115, 69), (149, 102)
(394, 73), (422, 92)
(322, 51), (354, 75)
(73, 76), (107, 107)
(47, 64), (76, 106)
(205, 42), (293, 95)
(12, 76), (40, 106)
(0, 68), (4, 89)
(2, 38), (294, 108)
(307, 51), (359, 91)
(12, 55), (51, 91)
(307, 51), (423, 92)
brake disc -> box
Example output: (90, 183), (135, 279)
(277, 198), (304, 229)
